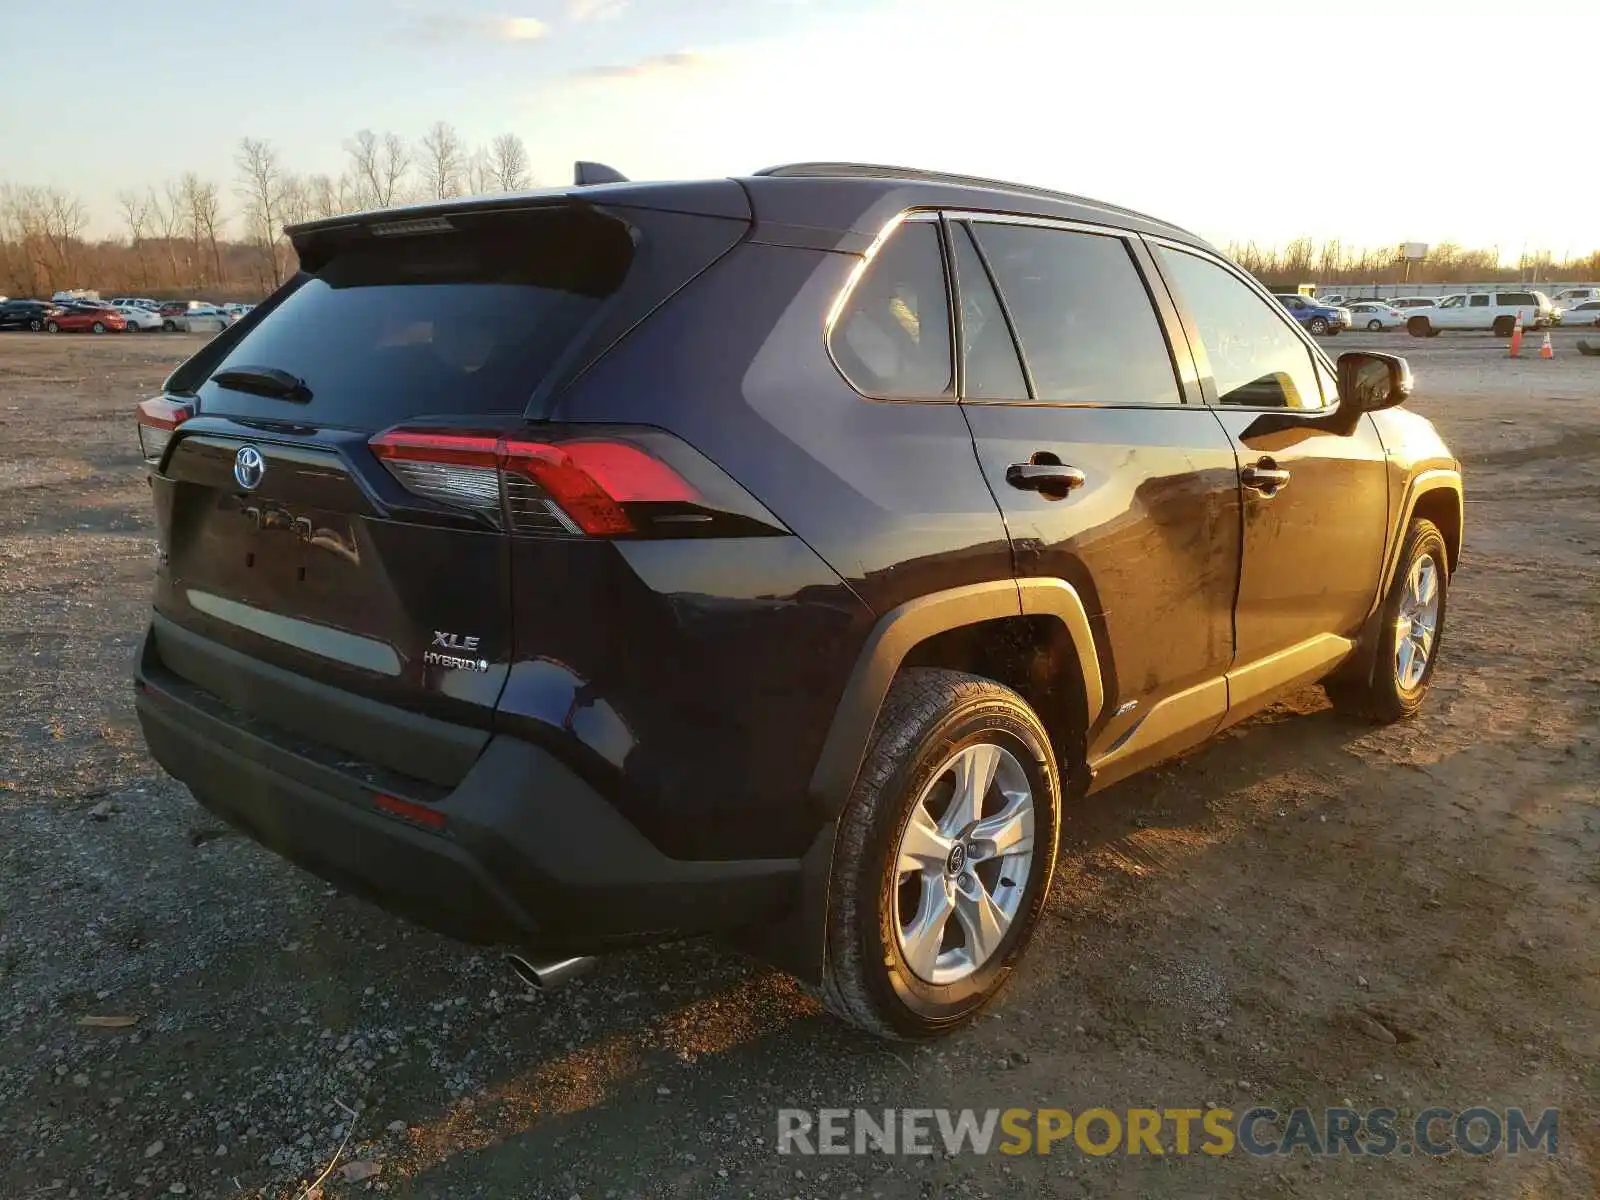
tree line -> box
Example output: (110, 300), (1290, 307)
(0, 123), (534, 300)
(1228, 237), (1600, 289)
(4, 130), (1598, 300)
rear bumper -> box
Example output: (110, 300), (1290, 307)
(134, 622), (799, 954)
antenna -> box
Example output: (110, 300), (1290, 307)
(574, 161), (629, 186)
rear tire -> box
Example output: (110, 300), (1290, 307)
(1326, 518), (1449, 723)
(1367, 319), (1384, 332)
(820, 668), (1062, 1039)
(1407, 316), (1432, 338)
(1492, 315), (1515, 337)
(27, 318), (41, 332)
(162, 320), (176, 332)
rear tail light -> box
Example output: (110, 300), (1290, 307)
(135, 396), (194, 466)
(370, 428), (717, 538)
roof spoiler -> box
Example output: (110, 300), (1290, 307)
(575, 161), (629, 186)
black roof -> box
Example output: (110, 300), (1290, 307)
(285, 161), (1209, 256)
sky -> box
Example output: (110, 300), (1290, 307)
(2, 0), (1596, 259)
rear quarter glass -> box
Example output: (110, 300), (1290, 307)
(186, 208), (633, 428)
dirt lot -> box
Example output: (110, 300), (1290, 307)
(1, 328), (1596, 1199)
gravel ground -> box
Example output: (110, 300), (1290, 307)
(0, 328), (1596, 1199)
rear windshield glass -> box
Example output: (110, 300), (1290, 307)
(193, 208), (632, 426)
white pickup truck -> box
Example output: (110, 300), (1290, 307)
(1405, 290), (1555, 337)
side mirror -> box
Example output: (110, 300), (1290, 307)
(1338, 351), (1412, 413)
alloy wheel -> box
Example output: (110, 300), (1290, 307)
(1395, 553), (1441, 690)
(893, 741), (1036, 985)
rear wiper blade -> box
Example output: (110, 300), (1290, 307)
(210, 365), (312, 403)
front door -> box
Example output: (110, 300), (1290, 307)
(950, 217), (1242, 781)
(1149, 243), (1390, 717)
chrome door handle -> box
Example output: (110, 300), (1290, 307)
(1240, 462), (1291, 494)
(1006, 462), (1086, 497)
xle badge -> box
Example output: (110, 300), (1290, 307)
(424, 631), (489, 673)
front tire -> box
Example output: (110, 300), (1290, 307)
(92, 321), (106, 334)
(821, 668), (1062, 1039)
(1326, 518), (1449, 723)
(27, 318), (41, 332)
(1309, 317), (1329, 335)
(46, 321), (60, 333)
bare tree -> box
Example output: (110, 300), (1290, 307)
(345, 129), (411, 208)
(179, 173), (224, 286)
(0, 184), (48, 295)
(235, 137), (287, 287)
(463, 148), (495, 195)
(148, 182), (186, 286)
(490, 133), (532, 192)
(419, 121), (465, 200)
(40, 188), (88, 284)
(278, 173), (313, 230)
(116, 190), (152, 289)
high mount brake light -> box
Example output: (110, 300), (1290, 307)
(369, 429), (701, 536)
(135, 397), (194, 466)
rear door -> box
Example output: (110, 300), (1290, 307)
(149, 205), (639, 728)
(953, 216), (1242, 775)
(1494, 291), (1537, 325)
(1148, 241), (1389, 717)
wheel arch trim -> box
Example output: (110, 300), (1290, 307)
(1378, 468), (1462, 609)
(806, 577), (1103, 821)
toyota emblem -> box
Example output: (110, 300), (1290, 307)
(234, 445), (266, 491)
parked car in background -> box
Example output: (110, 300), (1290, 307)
(157, 300), (203, 319)
(163, 304), (230, 333)
(0, 299), (64, 331)
(222, 303), (256, 321)
(110, 297), (162, 310)
(1346, 301), (1407, 331)
(1391, 297), (1439, 310)
(1555, 300), (1600, 328)
(46, 304), (127, 334)
(1550, 287), (1599, 310)
(113, 303), (164, 332)
(1273, 294), (1352, 335)
(1405, 291), (1554, 337)
(130, 162), (1461, 1039)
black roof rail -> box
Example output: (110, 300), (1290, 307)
(752, 161), (1194, 237)
(575, 161), (629, 186)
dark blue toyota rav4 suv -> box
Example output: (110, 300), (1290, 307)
(134, 163), (1462, 1039)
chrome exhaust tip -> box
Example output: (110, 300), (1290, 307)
(505, 953), (597, 991)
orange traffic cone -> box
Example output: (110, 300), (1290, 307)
(1539, 332), (1554, 359)
(1508, 314), (1524, 357)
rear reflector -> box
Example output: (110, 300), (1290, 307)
(136, 396), (194, 465)
(372, 792), (448, 831)
(370, 428), (701, 536)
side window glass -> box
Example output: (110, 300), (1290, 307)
(950, 223), (1028, 400)
(1154, 246), (1322, 410)
(1470, 295), (1490, 307)
(829, 220), (953, 399)
(973, 224), (1181, 405)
